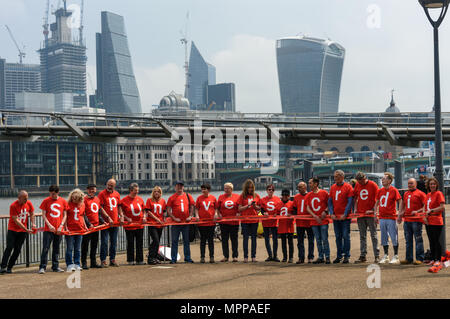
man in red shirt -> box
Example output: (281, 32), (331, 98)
(1, 191), (35, 274)
(374, 172), (402, 264)
(38, 185), (68, 274)
(397, 178), (426, 265)
(195, 183), (217, 263)
(293, 181), (314, 264)
(328, 170), (354, 264)
(81, 184), (107, 269)
(353, 172), (380, 264)
(167, 181), (195, 264)
(99, 179), (122, 268)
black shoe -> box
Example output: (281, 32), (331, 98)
(354, 256), (367, 264)
(91, 263), (101, 269)
(296, 259), (304, 264)
(282, 258), (287, 263)
(265, 256), (273, 262)
(82, 263), (89, 270)
(273, 257), (281, 262)
(325, 258), (331, 264)
(6, 269), (12, 274)
(170, 261), (176, 264)
(0, 268), (6, 274)
(148, 259), (157, 265)
(313, 258), (324, 264)
(343, 258), (349, 264)
(200, 258), (205, 264)
(185, 259), (194, 263)
(333, 258), (342, 264)
(288, 259), (293, 263)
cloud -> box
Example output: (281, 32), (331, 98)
(210, 34), (281, 113)
(135, 63), (185, 113)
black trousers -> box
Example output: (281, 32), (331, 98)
(81, 231), (99, 265)
(39, 231), (62, 270)
(220, 224), (239, 259)
(125, 228), (144, 263)
(425, 225), (444, 261)
(199, 226), (215, 258)
(1, 230), (27, 270)
(148, 226), (163, 260)
(279, 233), (294, 260)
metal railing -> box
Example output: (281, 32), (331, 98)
(0, 214), (171, 267)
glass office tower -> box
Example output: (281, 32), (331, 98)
(276, 36), (345, 114)
(96, 11), (142, 114)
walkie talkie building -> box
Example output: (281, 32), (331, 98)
(276, 36), (345, 115)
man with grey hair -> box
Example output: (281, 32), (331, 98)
(353, 172), (380, 263)
(328, 170), (354, 264)
(1, 191), (35, 274)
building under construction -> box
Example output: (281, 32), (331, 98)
(38, 1), (87, 108)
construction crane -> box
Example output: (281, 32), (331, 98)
(5, 25), (26, 64)
(180, 11), (190, 97)
(207, 101), (216, 111)
(79, 0), (84, 46)
(43, 0), (50, 46)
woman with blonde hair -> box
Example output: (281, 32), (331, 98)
(145, 186), (166, 265)
(65, 188), (89, 272)
(237, 179), (261, 262)
(216, 182), (241, 262)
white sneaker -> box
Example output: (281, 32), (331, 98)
(66, 264), (75, 272)
(75, 265), (82, 271)
(38, 268), (45, 274)
(379, 254), (389, 264)
(389, 255), (400, 264)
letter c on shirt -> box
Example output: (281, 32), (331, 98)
(311, 197), (321, 212)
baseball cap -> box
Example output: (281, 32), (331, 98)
(281, 189), (290, 196)
(175, 180), (184, 186)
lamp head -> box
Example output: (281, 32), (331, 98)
(419, 0), (449, 9)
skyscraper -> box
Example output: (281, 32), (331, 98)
(186, 42), (216, 110)
(38, 5), (87, 108)
(96, 11), (142, 114)
(276, 36), (345, 114)
(207, 83), (236, 112)
(0, 59), (41, 109)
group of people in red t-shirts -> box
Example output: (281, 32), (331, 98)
(0, 170), (447, 274)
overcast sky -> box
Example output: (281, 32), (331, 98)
(1, 0), (450, 114)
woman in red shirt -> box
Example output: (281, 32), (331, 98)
(216, 183), (240, 263)
(195, 183), (217, 263)
(145, 186), (166, 265)
(423, 177), (446, 272)
(120, 183), (146, 265)
(238, 179), (261, 263)
(278, 189), (295, 263)
(260, 184), (281, 262)
(65, 188), (88, 272)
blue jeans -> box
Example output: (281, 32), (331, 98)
(242, 223), (258, 259)
(65, 235), (82, 266)
(296, 226), (315, 261)
(171, 225), (191, 262)
(312, 225), (330, 259)
(100, 227), (119, 262)
(404, 221), (424, 262)
(380, 219), (398, 247)
(39, 231), (62, 270)
(333, 219), (351, 259)
(263, 226), (278, 258)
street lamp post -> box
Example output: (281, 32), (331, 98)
(419, 0), (449, 256)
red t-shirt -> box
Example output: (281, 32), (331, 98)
(195, 194), (217, 227)
(8, 200), (34, 232)
(260, 196), (282, 228)
(403, 189), (426, 222)
(166, 193), (195, 222)
(237, 193), (261, 224)
(217, 193), (240, 225)
(66, 202), (87, 233)
(84, 196), (101, 227)
(354, 180), (379, 218)
(40, 196), (68, 232)
(306, 190), (329, 226)
(329, 183), (354, 218)
(98, 189), (121, 224)
(425, 191), (445, 226)
(278, 200), (294, 234)
(293, 192), (310, 228)
(376, 186), (401, 219)
(120, 195), (145, 230)
(145, 198), (166, 228)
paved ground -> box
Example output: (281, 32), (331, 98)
(1, 217), (449, 299)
